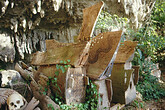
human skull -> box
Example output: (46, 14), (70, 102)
(0, 70), (22, 87)
(7, 93), (27, 110)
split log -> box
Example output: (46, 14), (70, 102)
(15, 63), (33, 81)
(30, 81), (60, 110)
(24, 97), (40, 110)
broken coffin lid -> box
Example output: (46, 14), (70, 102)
(78, 1), (104, 41)
(114, 40), (138, 63)
(86, 30), (122, 80)
(31, 40), (87, 66)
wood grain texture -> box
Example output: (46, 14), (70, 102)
(78, 2), (104, 41)
(65, 67), (86, 105)
(115, 40), (138, 63)
(86, 31), (122, 79)
(31, 40), (87, 66)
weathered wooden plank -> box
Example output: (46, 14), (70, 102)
(38, 65), (66, 97)
(132, 66), (140, 85)
(87, 31), (122, 79)
(31, 40), (87, 66)
(115, 40), (138, 63)
(77, 41), (91, 66)
(94, 80), (111, 110)
(78, 2), (104, 41)
(105, 79), (113, 103)
(65, 67), (86, 105)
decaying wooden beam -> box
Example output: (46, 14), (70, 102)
(78, 1), (104, 41)
(84, 76), (89, 86)
(105, 79), (113, 103)
(24, 97), (40, 110)
(30, 81), (60, 110)
(19, 61), (29, 69)
(132, 66), (140, 85)
(65, 67), (86, 105)
(15, 63), (33, 81)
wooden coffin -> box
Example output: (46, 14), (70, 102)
(110, 63), (136, 104)
(110, 40), (138, 104)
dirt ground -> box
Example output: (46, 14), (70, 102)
(121, 98), (165, 110)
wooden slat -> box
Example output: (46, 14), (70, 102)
(105, 79), (113, 103)
(110, 63), (134, 104)
(132, 66), (140, 85)
(78, 2), (104, 41)
(65, 67), (86, 105)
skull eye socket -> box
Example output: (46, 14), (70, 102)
(10, 102), (14, 106)
(8, 76), (11, 80)
(16, 100), (20, 104)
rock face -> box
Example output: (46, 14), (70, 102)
(0, 0), (155, 64)
(0, 32), (15, 62)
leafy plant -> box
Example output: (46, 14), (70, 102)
(44, 59), (99, 109)
(95, 11), (129, 33)
(54, 79), (99, 110)
(136, 73), (165, 101)
(134, 56), (165, 101)
(47, 104), (55, 110)
(131, 100), (144, 108)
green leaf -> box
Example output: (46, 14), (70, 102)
(60, 66), (66, 73)
(67, 59), (71, 63)
(60, 60), (63, 64)
(137, 49), (142, 59)
(64, 61), (67, 64)
(64, 65), (68, 68)
(56, 64), (60, 70)
(54, 78), (57, 82)
(55, 71), (59, 76)
(43, 92), (47, 95)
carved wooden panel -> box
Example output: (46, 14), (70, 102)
(87, 31), (122, 79)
